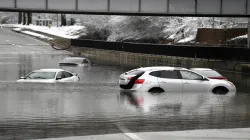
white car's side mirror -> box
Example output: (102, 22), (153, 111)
(20, 77), (25, 79)
(202, 76), (208, 81)
(56, 77), (62, 80)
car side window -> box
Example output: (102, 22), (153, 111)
(57, 72), (66, 79)
(149, 71), (161, 77)
(56, 72), (62, 79)
(159, 70), (180, 79)
(180, 71), (203, 80)
(82, 59), (89, 64)
(63, 71), (73, 78)
(149, 70), (180, 79)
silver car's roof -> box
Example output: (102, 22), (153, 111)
(190, 68), (213, 71)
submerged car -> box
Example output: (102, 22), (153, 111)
(17, 69), (80, 83)
(59, 57), (91, 67)
(190, 68), (227, 80)
(118, 66), (236, 95)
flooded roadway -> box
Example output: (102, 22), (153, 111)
(0, 28), (250, 139)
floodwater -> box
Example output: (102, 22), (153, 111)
(0, 27), (250, 139)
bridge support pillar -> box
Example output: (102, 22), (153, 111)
(248, 18), (250, 48)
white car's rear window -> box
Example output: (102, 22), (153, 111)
(125, 70), (144, 76)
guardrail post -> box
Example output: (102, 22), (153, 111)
(46, 0), (48, 9)
(138, 0), (141, 12)
(107, 0), (110, 11)
(14, 0), (17, 8)
(167, 0), (169, 13)
(220, 0), (223, 14)
(76, 0), (78, 10)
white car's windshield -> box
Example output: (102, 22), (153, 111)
(25, 72), (56, 79)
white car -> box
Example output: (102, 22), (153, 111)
(118, 67), (236, 95)
(17, 69), (80, 83)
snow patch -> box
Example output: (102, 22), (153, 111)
(109, 16), (126, 25)
(6, 24), (86, 39)
(177, 35), (196, 43)
(230, 34), (247, 41)
(13, 28), (22, 32)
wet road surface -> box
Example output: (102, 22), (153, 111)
(0, 27), (250, 139)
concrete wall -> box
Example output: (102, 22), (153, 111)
(71, 47), (249, 73)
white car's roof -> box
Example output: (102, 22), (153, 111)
(190, 68), (213, 71)
(137, 66), (187, 71)
(34, 69), (65, 73)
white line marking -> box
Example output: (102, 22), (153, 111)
(115, 123), (144, 140)
(19, 33), (50, 46)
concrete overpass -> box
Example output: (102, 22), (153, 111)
(0, 0), (250, 17)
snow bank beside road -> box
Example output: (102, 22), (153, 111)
(4, 24), (86, 39)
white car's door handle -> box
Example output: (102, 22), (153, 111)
(161, 81), (167, 83)
(184, 82), (190, 84)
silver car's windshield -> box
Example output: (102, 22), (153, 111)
(25, 72), (56, 79)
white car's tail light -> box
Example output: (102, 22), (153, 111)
(134, 79), (145, 84)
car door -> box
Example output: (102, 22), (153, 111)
(56, 71), (73, 82)
(179, 70), (210, 93)
(62, 71), (75, 82)
(157, 70), (183, 92)
(56, 71), (66, 82)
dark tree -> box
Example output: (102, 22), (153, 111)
(27, 13), (32, 25)
(70, 18), (76, 25)
(23, 12), (26, 25)
(61, 14), (67, 26)
(18, 12), (22, 24)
